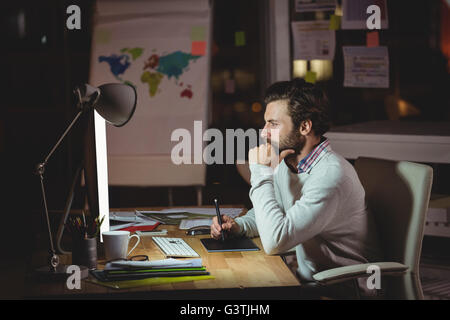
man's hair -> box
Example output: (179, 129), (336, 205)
(264, 78), (331, 136)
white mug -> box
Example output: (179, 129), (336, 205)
(102, 231), (140, 261)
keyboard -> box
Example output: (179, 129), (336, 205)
(152, 237), (200, 258)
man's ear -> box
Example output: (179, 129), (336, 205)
(299, 119), (313, 136)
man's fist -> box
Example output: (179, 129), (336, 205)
(249, 143), (273, 166)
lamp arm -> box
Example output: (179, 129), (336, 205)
(39, 109), (84, 169)
(35, 108), (85, 272)
(38, 84), (100, 169)
(37, 171), (59, 270)
(55, 164), (84, 255)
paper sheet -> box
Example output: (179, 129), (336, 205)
(167, 214), (189, 219)
(133, 208), (242, 225)
(110, 211), (153, 223)
(343, 46), (389, 88)
(109, 211), (159, 231)
(179, 218), (212, 230)
(291, 21), (336, 60)
(295, 0), (336, 12)
(137, 207), (243, 218)
(106, 258), (203, 270)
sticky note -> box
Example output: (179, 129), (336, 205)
(191, 41), (207, 56)
(329, 14), (341, 30)
(212, 42), (219, 56)
(235, 31), (246, 47)
(366, 31), (379, 47)
(191, 26), (206, 41)
(225, 79), (235, 94)
(95, 29), (111, 44)
(305, 71), (317, 84)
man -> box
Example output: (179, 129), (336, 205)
(211, 78), (382, 297)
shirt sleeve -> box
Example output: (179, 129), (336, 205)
(235, 208), (259, 238)
(249, 163), (341, 255)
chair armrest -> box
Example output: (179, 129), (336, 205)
(313, 262), (408, 285)
(280, 247), (296, 256)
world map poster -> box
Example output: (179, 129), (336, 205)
(90, 9), (211, 157)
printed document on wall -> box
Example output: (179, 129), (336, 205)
(295, 0), (336, 12)
(291, 20), (336, 60)
(343, 46), (389, 88)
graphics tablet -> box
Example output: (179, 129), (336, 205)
(200, 237), (260, 252)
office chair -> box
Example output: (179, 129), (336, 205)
(311, 157), (433, 300)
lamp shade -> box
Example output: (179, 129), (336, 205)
(79, 83), (137, 127)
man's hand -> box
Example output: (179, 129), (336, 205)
(210, 215), (240, 240)
(249, 144), (295, 168)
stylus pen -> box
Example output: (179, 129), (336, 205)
(214, 198), (225, 242)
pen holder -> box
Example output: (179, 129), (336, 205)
(72, 236), (97, 270)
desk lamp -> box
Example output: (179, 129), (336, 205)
(35, 83), (137, 278)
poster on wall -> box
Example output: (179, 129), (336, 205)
(343, 46), (389, 88)
(295, 0), (336, 12)
(89, 0), (211, 187)
(291, 20), (336, 60)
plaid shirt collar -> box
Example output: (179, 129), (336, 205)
(297, 138), (331, 174)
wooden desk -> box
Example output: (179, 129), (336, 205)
(25, 207), (301, 299)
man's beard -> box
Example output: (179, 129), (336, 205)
(268, 129), (305, 155)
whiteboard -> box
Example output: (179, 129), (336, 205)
(89, 0), (211, 187)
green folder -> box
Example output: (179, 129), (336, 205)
(107, 267), (207, 275)
(106, 268), (209, 280)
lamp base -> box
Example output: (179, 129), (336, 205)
(34, 264), (89, 282)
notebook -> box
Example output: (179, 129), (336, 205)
(200, 237), (260, 252)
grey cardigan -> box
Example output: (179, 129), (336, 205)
(236, 145), (382, 284)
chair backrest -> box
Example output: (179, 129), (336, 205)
(355, 157), (433, 299)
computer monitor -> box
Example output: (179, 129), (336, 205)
(83, 110), (110, 242)
(53, 109), (110, 253)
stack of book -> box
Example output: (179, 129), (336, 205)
(90, 258), (210, 282)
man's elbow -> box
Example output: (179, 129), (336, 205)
(261, 241), (284, 255)
(260, 227), (292, 255)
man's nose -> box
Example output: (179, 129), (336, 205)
(261, 126), (270, 139)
